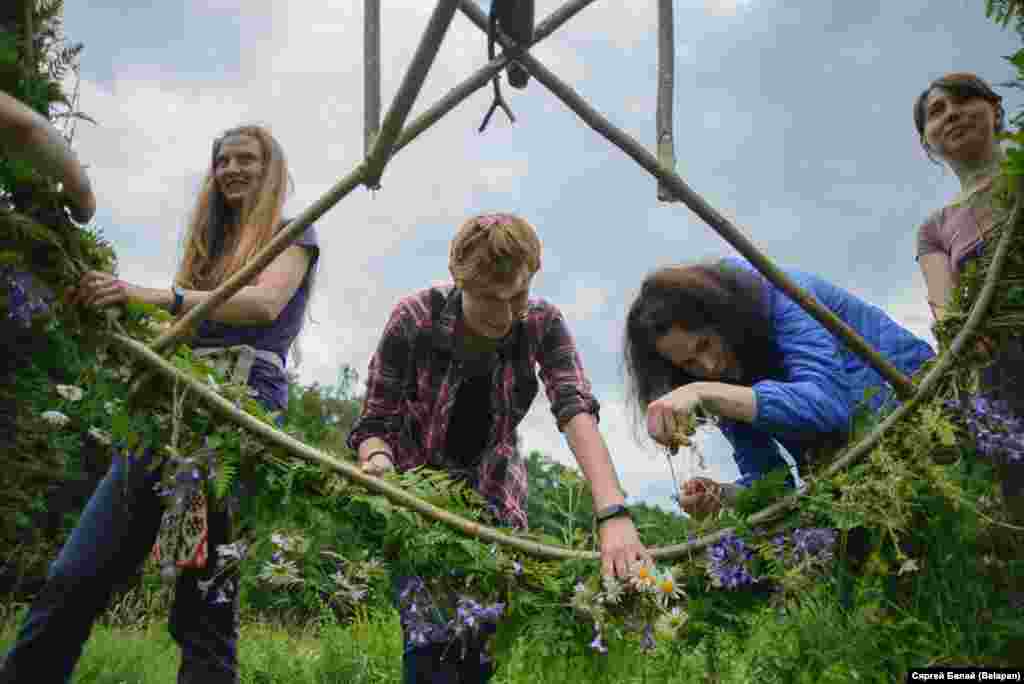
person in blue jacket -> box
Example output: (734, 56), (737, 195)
(623, 257), (935, 518)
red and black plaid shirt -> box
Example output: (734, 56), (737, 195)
(347, 285), (601, 528)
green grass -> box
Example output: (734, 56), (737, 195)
(0, 603), (720, 683)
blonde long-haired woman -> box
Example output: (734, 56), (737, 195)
(0, 125), (319, 684)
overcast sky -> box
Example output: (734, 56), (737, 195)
(61, 0), (1022, 512)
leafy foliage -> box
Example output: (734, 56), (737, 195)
(2, 0), (1024, 677)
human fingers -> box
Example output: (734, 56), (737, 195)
(598, 519), (644, 578)
(646, 404), (674, 445)
(680, 493), (700, 517)
(86, 280), (126, 309)
(360, 453), (394, 476)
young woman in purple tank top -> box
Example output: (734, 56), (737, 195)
(0, 125), (318, 684)
(913, 72), (1023, 523)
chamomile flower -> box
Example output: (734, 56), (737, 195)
(629, 559), (659, 593)
(654, 606), (689, 640)
(654, 570), (684, 605)
(257, 559), (303, 587)
(55, 384), (84, 402)
(40, 410), (70, 428)
(601, 574), (625, 605)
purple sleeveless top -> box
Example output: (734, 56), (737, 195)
(193, 223), (319, 411)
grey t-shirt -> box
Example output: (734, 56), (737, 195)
(193, 222), (319, 411)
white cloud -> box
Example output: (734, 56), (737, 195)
(704, 0), (755, 18)
(558, 278), (609, 324)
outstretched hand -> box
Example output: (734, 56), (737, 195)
(678, 477), (740, 520)
(598, 516), (650, 579)
(67, 270), (135, 310)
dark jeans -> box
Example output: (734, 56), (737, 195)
(0, 449), (240, 684)
(391, 575), (496, 684)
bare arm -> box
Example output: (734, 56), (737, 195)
(0, 91), (95, 222)
(690, 381), (757, 423)
(562, 412), (625, 510)
(75, 245), (312, 326)
(918, 252), (956, 320)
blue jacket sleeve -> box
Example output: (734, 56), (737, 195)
(751, 287), (853, 438)
(720, 420), (788, 487)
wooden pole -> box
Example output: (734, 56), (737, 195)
(656, 0), (678, 203)
(458, 0), (917, 399)
(118, 188), (1021, 561)
(119, 0), (1018, 560)
(149, 166), (367, 355)
(364, 0), (381, 158)
(392, 0), (599, 156)
(146, 0), (591, 359)
(363, 0), (460, 189)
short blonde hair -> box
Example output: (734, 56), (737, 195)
(449, 213), (542, 289)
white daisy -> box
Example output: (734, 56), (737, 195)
(654, 570), (684, 605)
(629, 560), (659, 593)
(55, 384), (84, 402)
(601, 574), (625, 605)
(257, 559), (303, 587)
(40, 410), (70, 428)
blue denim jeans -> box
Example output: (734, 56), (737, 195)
(0, 447), (241, 684)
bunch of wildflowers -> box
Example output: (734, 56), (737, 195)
(956, 395), (1024, 465)
(706, 532), (756, 589)
(397, 576), (451, 648)
(321, 550), (384, 612)
(573, 560), (689, 654)
(791, 528), (838, 564)
(1, 267), (50, 328)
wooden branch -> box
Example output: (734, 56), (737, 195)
(148, 0), (592, 359)
(111, 192), (1020, 561)
(363, 0), (460, 189)
(460, 2), (917, 399)
(656, 0), (677, 203)
(393, 0), (599, 156)
(112, 0), (1011, 565)
(655, 187), (1023, 555)
(364, 0), (381, 158)
(110, 331), (598, 562)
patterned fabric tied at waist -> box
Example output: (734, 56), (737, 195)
(192, 345), (285, 386)
(151, 345), (283, 582)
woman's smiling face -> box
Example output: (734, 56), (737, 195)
(922, 86), (1000, 165)
(214, 134), (265, 210)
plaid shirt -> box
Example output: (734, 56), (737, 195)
(347, 285), (601, 528)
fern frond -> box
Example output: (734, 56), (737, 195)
(213, 452), (240, 502)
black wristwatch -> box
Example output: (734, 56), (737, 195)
(169, 283), (185, 316)
(595, 504), (631, 525)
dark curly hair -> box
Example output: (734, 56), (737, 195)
(622, 259), (783, 440)
(913, 72), (1004, 163)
